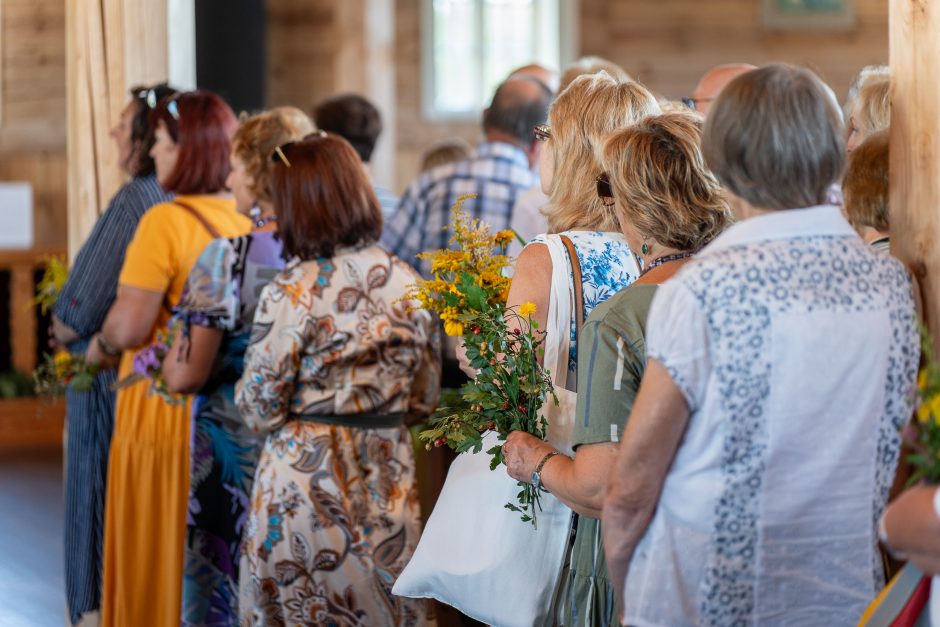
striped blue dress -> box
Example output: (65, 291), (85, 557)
(54, 175), (171, 625)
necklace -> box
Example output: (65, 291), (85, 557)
(255, 214), (277, 228)
(639, 251), (694, 277)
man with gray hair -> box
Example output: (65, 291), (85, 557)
(383, 76), (552, 277)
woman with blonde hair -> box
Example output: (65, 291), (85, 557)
(509, 72), (660, 382)
(504, 113), (732, 626)
(161, 106), (315, 625)
(847, 75), (890, 152)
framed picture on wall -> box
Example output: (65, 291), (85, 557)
(761, 0), (855, 31)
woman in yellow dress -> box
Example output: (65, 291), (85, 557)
(86, 90), (251, 627)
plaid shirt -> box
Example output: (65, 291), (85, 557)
(381, 141), (538, 276)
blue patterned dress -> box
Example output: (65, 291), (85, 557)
(173, 231), (285, 626)
(54, 175), (172, 625)
(529, 231), (640, 375)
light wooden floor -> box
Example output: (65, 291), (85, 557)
(0, 449), (65, 626)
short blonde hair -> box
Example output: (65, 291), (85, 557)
(545, 73), (661, 233)
(559, 56), (631, 93)
(232, 106), (315, 204)
(843, 129), (889, 232)
(603, 114), (733, 252)
(853, 76), (890, 136)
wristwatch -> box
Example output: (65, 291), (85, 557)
(531, 450), (560, 491)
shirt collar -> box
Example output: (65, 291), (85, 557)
(703, 205), (859, 254)
(474, 141), (531, 169)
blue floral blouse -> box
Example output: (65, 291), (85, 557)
(530, 231), (640, 371)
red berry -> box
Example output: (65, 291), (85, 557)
(470, 325), (481, 334)
(512, 328), (522, 336)
(517, 404), (527, 412)
(434, 437), (446, 447)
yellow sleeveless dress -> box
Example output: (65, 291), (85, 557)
(100, 196), (250, 627)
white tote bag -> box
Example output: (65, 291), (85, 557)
(393, 235), (582, 627)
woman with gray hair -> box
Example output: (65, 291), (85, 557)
(602, 64), (920, 625)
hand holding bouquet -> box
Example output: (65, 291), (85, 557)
(113, 321), (184, 404)
(34, 351), (99, 395)
(407, 195), (558, 526)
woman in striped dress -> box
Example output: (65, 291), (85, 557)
(51, 82), (176, 626)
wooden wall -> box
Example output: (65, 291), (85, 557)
(581, 0), (889, 100)
(266, 0), (336, 112)
(385, 0), (890, 193)
(0, 0), (67, 250)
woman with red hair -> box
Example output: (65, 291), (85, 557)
(87, 90), (251, 627)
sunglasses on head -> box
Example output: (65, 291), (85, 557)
(534, 123), (551, 141)
(596, 172), (614, 206)
(269, 131), (330, 168)
(135, 88), (160, 110)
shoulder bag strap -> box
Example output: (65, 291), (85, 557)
(174, 198), (222, 240)
(559, 235), (584, 337)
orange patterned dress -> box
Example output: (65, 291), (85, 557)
(235, 245), (440, 626)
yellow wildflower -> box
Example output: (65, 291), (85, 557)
(494, 230), (516, 247)
(919, 369), (929, 391)
(443, 319), (464, 337)
(519, 302), (537, 317)
(53, 351), (72, 377)
(917, 393), (940, 424)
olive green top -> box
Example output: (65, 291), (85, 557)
(557, 284), (657, 627)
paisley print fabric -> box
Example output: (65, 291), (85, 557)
(235, 244), (440, 626)
(174, 231), (286, 626)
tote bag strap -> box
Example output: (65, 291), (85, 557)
(174, 199), (222, 240)
(560, 234), (585, 341)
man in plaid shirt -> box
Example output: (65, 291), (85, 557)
(382, 76), (553, 277)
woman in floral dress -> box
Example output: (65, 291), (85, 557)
(235, 134), (440, 626)
(162, 107), (315, 626)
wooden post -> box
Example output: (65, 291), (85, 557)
(65, 0), (186, 260)
(890, 0), (940, 353)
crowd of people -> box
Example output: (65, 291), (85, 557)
(50, 52), (929, 627)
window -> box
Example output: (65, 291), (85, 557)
(423, 0), (565, 119)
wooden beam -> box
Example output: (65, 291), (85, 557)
(65, 0), (186, 260)
(890, 0), (940, 354)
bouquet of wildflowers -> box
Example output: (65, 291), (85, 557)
(34, 351), (99, 396)
(408, 195), (558, 526)
(905, 326), (940, 484)
(113, 321), (184, 404)
(33, 255), (68, 315)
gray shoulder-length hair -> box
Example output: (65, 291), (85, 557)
(702, 63), (846, 211)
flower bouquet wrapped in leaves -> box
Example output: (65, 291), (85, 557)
(905, 326), (940, 484)
(34, 351), (100, 396)
(407, 194), (557, 525)
(112, 321), (184, 404)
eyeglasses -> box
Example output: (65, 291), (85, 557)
(271, 142), (295, 167)
(681, 96), (714, 112)
(596, 173), (614, 206)
(534, 123), (551, 141)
